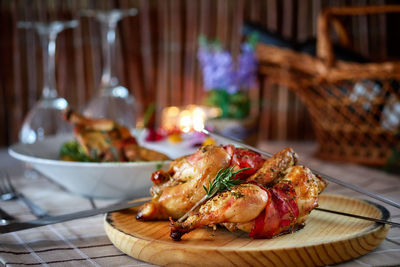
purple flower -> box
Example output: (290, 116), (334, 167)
(198, 48), (237, 92)
(237, 43), (257, 90)
(197, 39), (257, 94)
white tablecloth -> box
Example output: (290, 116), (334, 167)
(0, 142), (399, 266)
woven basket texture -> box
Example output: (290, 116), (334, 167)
(257, 5), (400, 166)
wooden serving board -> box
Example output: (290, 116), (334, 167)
(104, 194), (390, 267)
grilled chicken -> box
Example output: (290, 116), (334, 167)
(137, 145), (266, 220)
(136, 142), (326, 240)
(169, 183), (269, 240)
(281, 166), (327, 225)
(137, 145), (232, 220)
(247, 147), (298, 186)
(63, 109), (169, 162)
(170, 165), (327, 240)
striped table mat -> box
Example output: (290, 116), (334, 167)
(0, 142), (399, 267)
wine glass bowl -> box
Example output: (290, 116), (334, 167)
(81, 8), (138, 129)
(19, 97), (69, 144)
(84, 85), (136, 129)
(18, 20), (78, 144)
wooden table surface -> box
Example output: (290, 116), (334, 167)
(0, 141), (399, 267)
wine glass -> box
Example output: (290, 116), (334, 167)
(18, 20), (78, 144)
(82, 8), (138, 129)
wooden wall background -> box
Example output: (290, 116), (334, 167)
(0, 0), (394, 147)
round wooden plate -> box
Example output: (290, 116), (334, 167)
(104, 194), (390, 267)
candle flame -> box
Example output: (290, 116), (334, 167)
(162, 105), (220, 133)
(179, 107), (206, 133)
(179, 110), (192, 133)
(192, 107), (205, 132)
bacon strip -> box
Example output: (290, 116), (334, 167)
(249, 183), (299, 239)
(223, 145), (265, 180)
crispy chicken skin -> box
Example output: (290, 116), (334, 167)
(63, 109), (169, 162)
(149, 148), (216, 196)
(136, 144), (326, 241)
(137, 146), (232, 220)
(137, 145), (267, 221)
(281, 166), (327, 224)
(170, 165), (327, 240)
(64, 109), (116, 132)
(138, 146), (302, 222)
(247, 148), (298, 186)
(247, 165), (326, 239)
(170, 183), (269, 240)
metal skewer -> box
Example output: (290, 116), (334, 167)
(315, 207), (400, 227)
(202, 129), (400, 210)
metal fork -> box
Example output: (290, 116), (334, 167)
(0, 171), (50, 218)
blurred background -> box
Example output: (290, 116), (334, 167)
(0, 0), (399, 152)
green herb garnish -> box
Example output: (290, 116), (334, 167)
(109, 147), (119, 161)
(143, 103), (156, 128)
(91, 148), (100, 162)
(203, 166), (249, 198)
(156, 161), (164, 171)
(59, 141), (93, 162)
(177, 166), (250, 223)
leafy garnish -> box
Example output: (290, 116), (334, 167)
(90, 148), (100, 162)
(59, 141), (93, 162)
(156, 161), (164, 171)
(143, 103), (156, 128)
(203, 166), (249, 199)
(109, 147), (119, 161)
(177, 166), (249, 223)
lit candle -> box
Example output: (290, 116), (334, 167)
(179, 110), (193, 133)
(161, 105), (221, 133)
(192, 108), (205, 132)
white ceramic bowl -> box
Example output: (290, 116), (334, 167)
(9, 134), (171, 199)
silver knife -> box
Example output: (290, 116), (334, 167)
(0, 198), (148, 234)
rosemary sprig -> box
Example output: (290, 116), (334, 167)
(203, 166), (249, 199)
(177, 166), (249, 223)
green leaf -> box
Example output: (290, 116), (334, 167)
(156, 161), (164, 171)
(198, 35), (208, 47)
(59, 141), (93, 162)
(143, 103), (156, 128)
(203, 166), (250, 199)
(247, 32), (259, 49)
(206, 90), (232, 118)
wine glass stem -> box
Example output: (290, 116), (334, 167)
(40, 32), (58, 99)
(100, 21), (118, 88)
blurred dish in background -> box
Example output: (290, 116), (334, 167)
(62, 109), (169, 162)
(9, 134), (169, 199)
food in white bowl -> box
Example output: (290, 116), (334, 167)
(9, 134), (170, 199)
(9, 110), (175, 199)
(9, 111), (231, 199)
(61, 110), (169, 162)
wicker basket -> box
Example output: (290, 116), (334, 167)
(257, 5), (400, 166)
